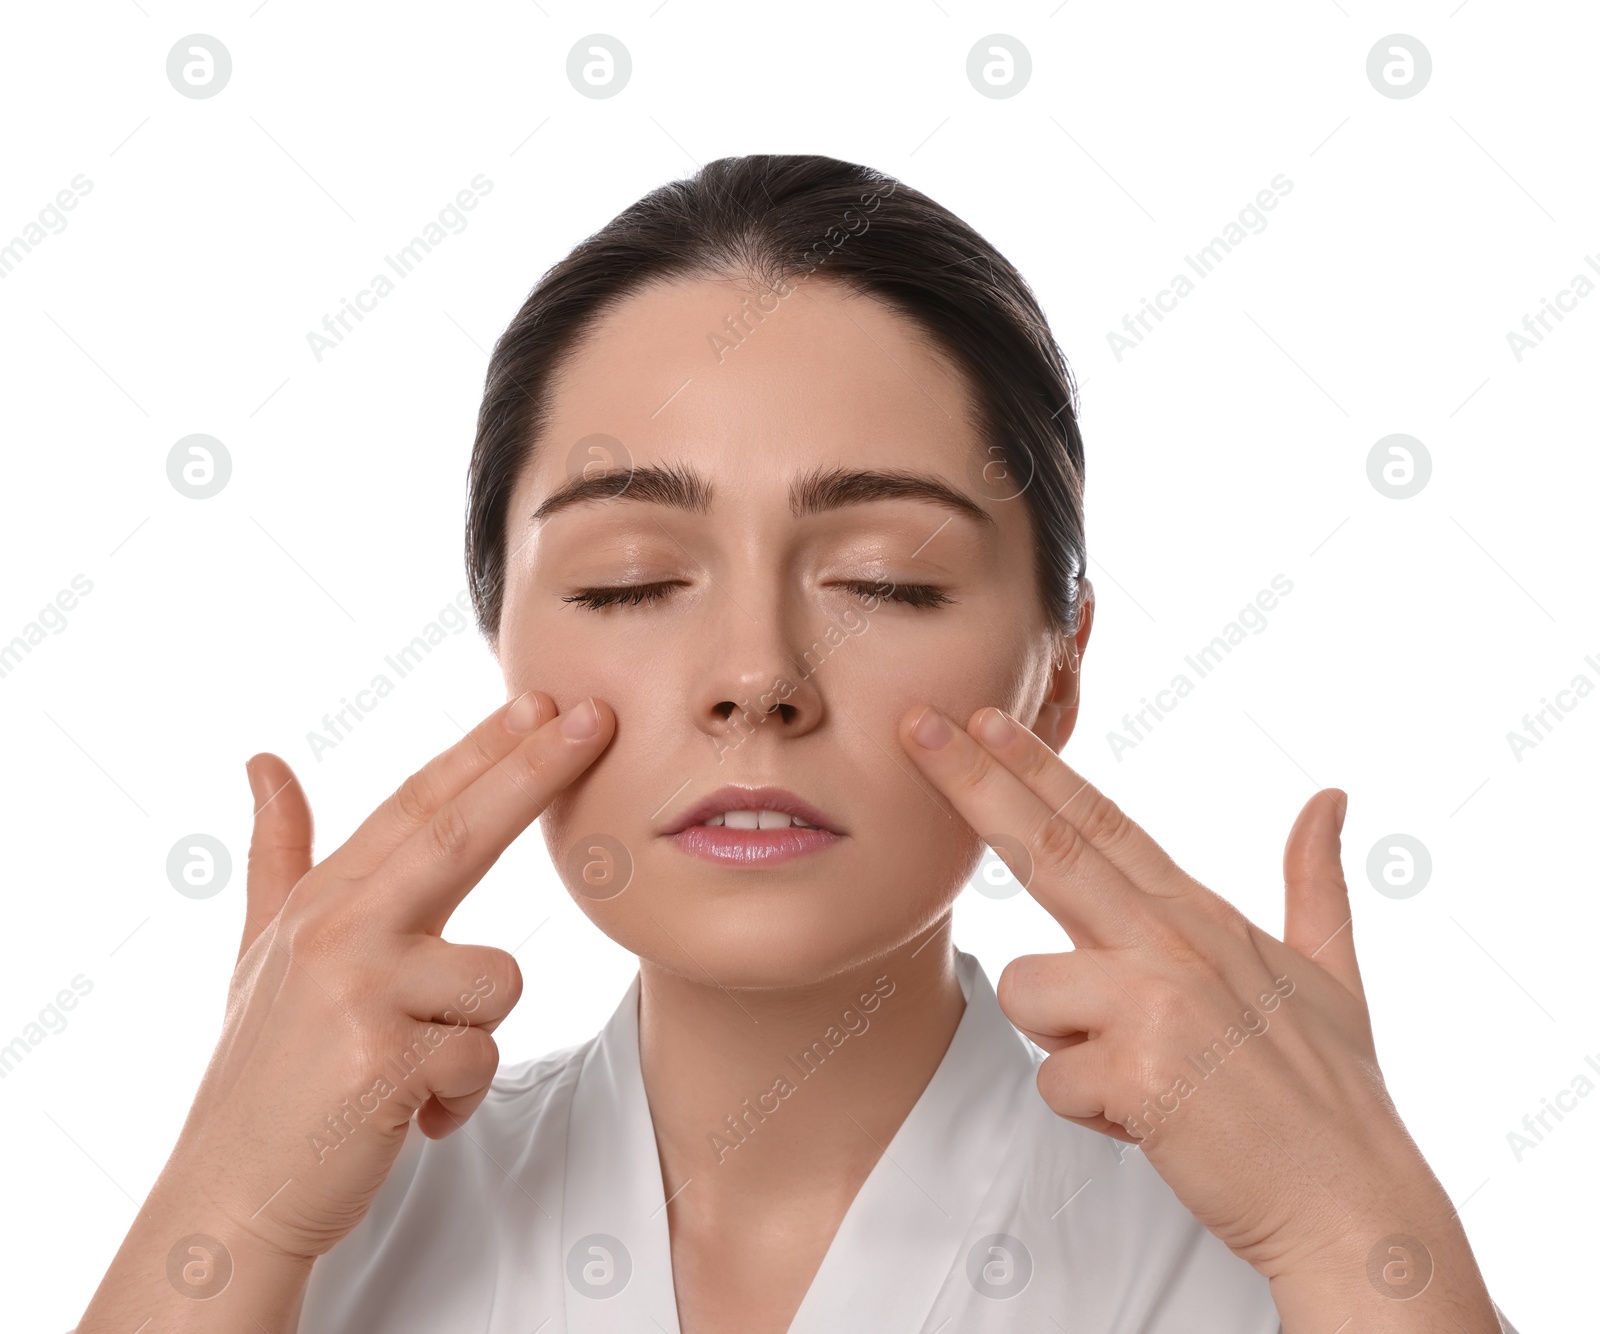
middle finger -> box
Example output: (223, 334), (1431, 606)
(900, 703), (1160, 950)
(967, 707), (1192, 898)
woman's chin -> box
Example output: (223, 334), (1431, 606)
(596, 893), (946, 993)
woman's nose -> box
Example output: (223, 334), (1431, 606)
(690, 614), (826, 761)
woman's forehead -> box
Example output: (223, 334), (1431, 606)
(517, 273), (986, 505)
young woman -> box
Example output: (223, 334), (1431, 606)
(77, 155), (1514, 1333)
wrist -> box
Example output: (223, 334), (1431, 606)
(77, 1175), (316, 1334)
(1271, 1198), (1500, 1334)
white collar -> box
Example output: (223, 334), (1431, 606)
(561, 948), (1038, 1332)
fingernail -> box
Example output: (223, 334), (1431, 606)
(244, 758), (266, 805)
(911, 706), (953, 750)
(560, 697), (600, 740)
(506, 691), (540, 734)
(977, 708), (1015, 750)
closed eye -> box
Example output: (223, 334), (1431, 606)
(840, 580), (953, 609)
(563, 579), (954, 612)
(563, 580), (683, 610)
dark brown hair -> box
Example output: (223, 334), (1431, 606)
(465, 153), (1085, 644)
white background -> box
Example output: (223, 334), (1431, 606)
(1, 2), (1592, 1329)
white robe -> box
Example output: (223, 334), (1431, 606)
(295, 949), (1505, 1332)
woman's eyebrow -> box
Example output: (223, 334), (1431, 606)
(790, 465), (995, 529)
(531, 461), (712, 523)
(529, 460), (994, 530)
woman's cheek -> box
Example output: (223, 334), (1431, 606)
(830, 633), (1008, 755)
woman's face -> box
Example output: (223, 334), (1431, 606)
(497, 273), (1087, 989)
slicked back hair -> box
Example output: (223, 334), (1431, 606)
(465, 153), (1085, 648)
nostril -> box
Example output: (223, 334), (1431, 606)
(708, 698), (803, 726)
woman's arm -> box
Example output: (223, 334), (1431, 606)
(72, 1180), (316, 1333)
(1270, 1203), (1502, 1331)
(899, 703), (1503, 1332)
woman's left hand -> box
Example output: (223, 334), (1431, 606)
(899, 703), (1503, 1330)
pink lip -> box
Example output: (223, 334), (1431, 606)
(661, 784), (845, 867)
(660, 785), (843, 836)
(670, 824), (842, 866)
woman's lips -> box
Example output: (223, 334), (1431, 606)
(661, 784), (842, 834)
(668, 824), (843, 866)
(661, 784), (845, 865)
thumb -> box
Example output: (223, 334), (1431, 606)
(239, 753), (314, 966)
(1282, 787), (1364, 1001)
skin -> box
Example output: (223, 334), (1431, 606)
(494, 272), (1084, 1329)
(75, 272), (1503, 1334)
(75, 690), (618, 1333)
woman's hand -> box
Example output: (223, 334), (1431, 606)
(76, 691), (614, 1332)
(900, 703), (1503, 1332)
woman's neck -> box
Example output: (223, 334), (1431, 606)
(636, 917), (968, 1224)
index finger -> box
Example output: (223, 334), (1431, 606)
(963, 706), (1192, 899)
(379, 696), (616, 934)
(330, 690), (560, 880)
(898, 703), (1157, 949)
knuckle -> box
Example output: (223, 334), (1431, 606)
(1189, 887), (1251, 941)
(1146, 914), (1211, 969)
(501, 953), (525, 1008)
(1017, 741), (1059, 791)
(1036, 1046), (1093, 1113)
(427, 801), (473, 860)
(470, 1027), (501, 1077)
(460, 727), (497, 771)
(476, 948), (523, 1012)
(994, 957), (1034, 1014)
(246, 838), (305, 876)
(1032, 813), (1088, 877)
(499, 741), (553, 799)
(244, 844), (301, 898)
(1076, 789), (1131, 852)
(1035, 1054), (1066, 1105)
(996, 952), (1058, 1008)
(441, 1025), (499, 1083)
(1219, 902), (1255, 944)
(283, 900), (360, 967)
(391, 772), (437, 829)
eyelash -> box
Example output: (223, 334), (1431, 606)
(563, 581), (684, 610)
(856, 581), (953, 609)
(562, 580), (953, 611)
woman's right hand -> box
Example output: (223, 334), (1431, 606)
(76, 690), (615, 1329)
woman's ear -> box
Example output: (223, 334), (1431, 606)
(1031, 577), (1093, 753)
